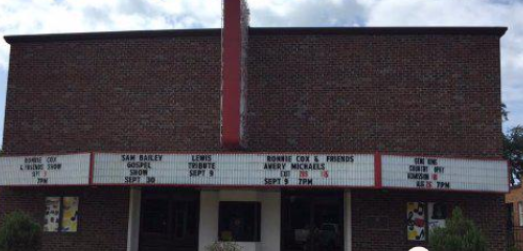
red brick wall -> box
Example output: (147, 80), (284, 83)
(4, 30), (503, 157)
(4, 33), (222, 155)
(0, 187), (129, 251)
(247, 32), (502, 157)
(352, 190), (507, 251)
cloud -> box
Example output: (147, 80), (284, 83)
(249, 0), (365, 27)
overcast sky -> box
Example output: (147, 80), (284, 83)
(0, 0), (521, 145)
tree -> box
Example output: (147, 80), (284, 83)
(430, 207), (487, 251)
(505, 125), (523, 185)
(0, 211), (42, 251)
(502, 103), (510, 122)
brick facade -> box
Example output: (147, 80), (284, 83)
(247, 30), (502, 156)
(352, 190), (506, 251)
(0, 187), (129, 251)
(3, 29), (503, 157)
(1, 28), (506, 251)
(4, 31), (222, 155)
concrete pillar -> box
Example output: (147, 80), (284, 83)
(199, 190), (220, 251)
(260, 191), (281, 251)
(344, 190), (352, 251)
(127, 187), (142, 251)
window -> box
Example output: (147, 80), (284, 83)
(44, 197), (79, 233)
(518, 202), (523, 227)
(218, 202), (261, 242)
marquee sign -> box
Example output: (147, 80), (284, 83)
(0, 152), (508, 192)
(381, 155), (508, 193)
(0, 153), (91, 186)
(92, 153), (375, 187)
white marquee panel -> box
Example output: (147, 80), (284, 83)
(0, 153), (91, 186)
(93, 153), (375, 187)
(382, 155), (508, 193)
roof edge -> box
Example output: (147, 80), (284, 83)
(4, 28), (222, 44)
(250, 27), (508, 36)
(4, 27), (508, 44)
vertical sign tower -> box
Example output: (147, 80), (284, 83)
(221, 0), (249, 149)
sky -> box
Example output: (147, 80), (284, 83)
(0, 0), (521, 146)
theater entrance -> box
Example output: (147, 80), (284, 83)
(281, 190), (344, 251)
(139, 188), (199, 251)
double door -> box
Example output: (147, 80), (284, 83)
(140, 188), (199, 251)
(281, 190), (344, 251)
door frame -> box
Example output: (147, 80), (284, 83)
(139, 188), (200, 251)
(280, 189), (345, 251)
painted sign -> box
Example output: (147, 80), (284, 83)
(0, 154), (91, 186)
(382, 155), (508, 193)
(92, 153), (375, 187)
(407, 202), (427, 241)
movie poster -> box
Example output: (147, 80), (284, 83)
(428, 202), (447, 231)
(407, 202), (426, 241)
(61, 197), (79, 232)
(44, 197), (61, 232)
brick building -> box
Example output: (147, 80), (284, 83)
(0, 1), (509, 251)
(506, 185), (523, 248)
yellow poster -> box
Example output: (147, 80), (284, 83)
(61, 197), (79, 232)
(407, 202), (426, 241)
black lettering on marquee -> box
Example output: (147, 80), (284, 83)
(265, 178), (281, 185)
(299, 179), (313, 185)
(326, 155), (355, 163)
(37, 178), (48, 184)
(188, 155), (217, 178)
(290, 163), (326, 170)
(192, 155), (212, 162)
(190, 170), (206, 177)
(146, 177), (156, 184)
(434, 166), (445, 173)
(428, 159), (438, 165)
(125, 176), (141, 183)
(266, 156), (292, 162)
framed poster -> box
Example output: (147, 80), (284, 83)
(428, 202), (447, 231)
(44, 197), (61, 232)
(43, 196), (80, 233)
(407, 202), (426, 241)
(61, 197), (79, 232)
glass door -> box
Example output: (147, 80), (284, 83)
(140, 188), (200, 251)
(281, 190), (344, 251)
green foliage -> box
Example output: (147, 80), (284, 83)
(504, 126), (523, 185)
(429, 207), (487, 251)
(0, 211), (42, 251)
(205, 241), (243, 251)
(507, 246), (522, 251)
(502, 103), (509, 122)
